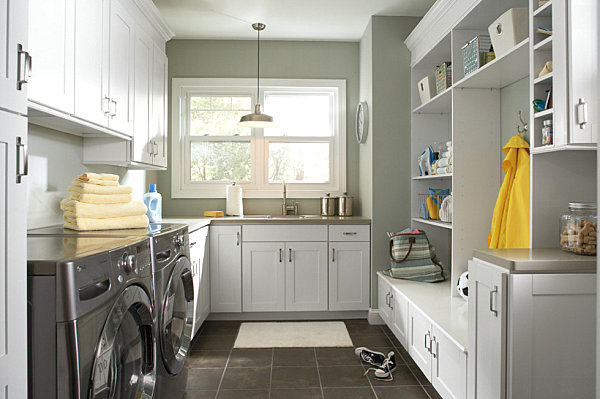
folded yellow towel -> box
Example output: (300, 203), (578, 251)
(69, 192), (133, 204)
(63, 214), (149, 231)
(68, 183), (132, 195)
(73, 177), (118, 187)
(79, 173), (119, 182)
(61, 199), (147, 218)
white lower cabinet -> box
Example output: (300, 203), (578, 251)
(242, 241), (328, 312)
(190, 226), (210, 337)
(377, 276), (409, 348)
(408, 305), (433, 380)
(468, 257), (596, 399)
(329, 241), (370, 311)
(378, 277), (393, 324)
(210, 225), (241, 312)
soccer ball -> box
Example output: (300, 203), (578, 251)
(456, 271), (468, 300)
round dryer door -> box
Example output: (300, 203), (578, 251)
(161, 256), (194, 375)
(89, 285), (156, 399)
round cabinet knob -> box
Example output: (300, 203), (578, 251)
(125, 254), (138, 274)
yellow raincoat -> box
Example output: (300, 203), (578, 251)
(487, 135), (530, 248)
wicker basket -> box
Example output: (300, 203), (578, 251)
(435, 62), (452, 94)
(461, 35), (491, 76)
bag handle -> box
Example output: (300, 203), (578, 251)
(389, 236), (416, 263)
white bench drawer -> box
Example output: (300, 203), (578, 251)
(243, 224), (327, 242)
(329, 225), (370, 241)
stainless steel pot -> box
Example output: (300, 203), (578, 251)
(338, 193), (353, 216)
(320, 193), (338, 216)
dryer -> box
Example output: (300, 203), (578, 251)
(28, 235), (157, 399)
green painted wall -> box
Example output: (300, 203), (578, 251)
(158, 39), (359, 216)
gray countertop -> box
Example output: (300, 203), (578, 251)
(472, 248), (596, 274)
(162, 215), (371, 232)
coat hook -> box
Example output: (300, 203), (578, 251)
(517, 110), (528, 137)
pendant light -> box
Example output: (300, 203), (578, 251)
(238, 23), (276, 128)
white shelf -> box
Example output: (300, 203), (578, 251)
(453, 39), (529, 89)
(533, 72), (553, 85)
(534, 36), (552, 51)
(531, 144), (597, 154)
(534, 108), (553, 118)
(533, 1), (552, 17)
(412, 87), (452, 114)
(413, 217), (453, 230)
(412, 173), (453, 180)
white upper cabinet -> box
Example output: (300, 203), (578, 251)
(74, 0), (110, 127)
(107, 0), (135, 136)
(151, 45), (168, 168)
(0, 0), (29, 115)
(133, 27), (153, 164)
(28, 0), (75, 114)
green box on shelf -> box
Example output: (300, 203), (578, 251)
(435, 62), (452, 94)
(461, 35), (492, 76)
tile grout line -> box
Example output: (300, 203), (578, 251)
(380, 326), (434, 398)
(314, 347), (325, 399)
(268, 348), (274, 399)
(212, 343), (235, 398)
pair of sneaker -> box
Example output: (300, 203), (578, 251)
(355, 347), (396, 380)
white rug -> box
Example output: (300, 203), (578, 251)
(234, 321), (353, 348)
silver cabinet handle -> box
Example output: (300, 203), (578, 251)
(425, 331), (431, 353)
(389, 294), (394, 310)
(190, 241), (197, 247)
(279, 248), (282, 263)
(332, 248), (335, 262)
(110, 99), (117, 118)
(16, 137), (28, 184)
(17, 44), (31, 90)
(236, 232), (240, 246)
(153, 140), (159, 156)
(288, 248), (292, 262)
(576, 98), (588, 129)
(490, 286), (498, 317)
(431, 336), (438, 359)
(385, 292), (390, 307)
(342, 232), (357, 235)
(103, 96), (111, 116)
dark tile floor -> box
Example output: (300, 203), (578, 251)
(184, 320), (443, 399)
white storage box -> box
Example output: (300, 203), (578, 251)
(418, 76), (436, 104)
(488, 8), (528, 58)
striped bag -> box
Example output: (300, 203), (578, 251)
(384, 230), (445, 282)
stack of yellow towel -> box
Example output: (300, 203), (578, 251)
(61, 173), (149, 231)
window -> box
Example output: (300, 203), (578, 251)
(171, 78), (346, 198)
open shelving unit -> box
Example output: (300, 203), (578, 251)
(409, 0), (530, 298)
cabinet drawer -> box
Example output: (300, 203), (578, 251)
(243, 224), (327, 242)
(329, 225), (370, 241)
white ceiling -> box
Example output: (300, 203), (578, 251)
(152, 0), (435, 41)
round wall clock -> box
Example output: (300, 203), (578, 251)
(355, 101), (369, 144)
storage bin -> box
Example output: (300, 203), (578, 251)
(435, 62), (452, 94)
(461, 35), (492, 76)
(488, 8), (528, 58)
(418, 76), (436, 104)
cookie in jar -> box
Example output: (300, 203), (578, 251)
(560, 202), (597, 255)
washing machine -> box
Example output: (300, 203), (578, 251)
(27, 235), (157, 399)
(28, 223), (195, 397)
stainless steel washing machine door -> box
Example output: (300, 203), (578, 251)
(89, 285), (156, 399)
(161, 256), (194, 375)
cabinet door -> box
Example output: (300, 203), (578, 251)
(0, 111), (28, 398)
(199, 232), (210, 323)
(210, 225), (242, 312)
(568, 0), (597, 143)
(74, 0), (109, 126)
(329, 241), (370, 311)
(390, 290), (409, 349)
(151, 45), (168, 167)
(107, 0), (134, 135)
(132, 28), (153, 165)
(377, 276), (392, 325)
(190, 227), (208, 336)
(432, 325), (467, 399)
(467, 259), (506, 399)
(243, 242), (285, 312)
(28, 0), (75, 113)
(0, 0), (28, 115)
(285, 242), (328, 311)
(408, 304), (432, 381)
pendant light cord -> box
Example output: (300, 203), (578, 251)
(257, 27), (260, 101)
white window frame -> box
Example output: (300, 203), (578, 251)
(171, 78), (347, 198)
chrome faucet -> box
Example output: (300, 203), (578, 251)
(282, 181), (299, 215)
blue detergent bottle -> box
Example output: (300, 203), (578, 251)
(144, 184), (162, 223)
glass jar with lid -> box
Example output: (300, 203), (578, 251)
(542, 119), (553, 145)
(560, 202), (597, 255)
